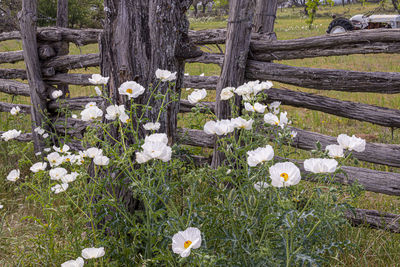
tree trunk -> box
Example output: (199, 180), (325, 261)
(18, 0), (47, 152)
(211, 0), (254, 168)
(100, 0), (193, 211)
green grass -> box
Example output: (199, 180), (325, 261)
(1, 2), (400, 265)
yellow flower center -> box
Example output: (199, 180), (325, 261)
(126, 88), (133, 94)
(66, 158), (70, 162)
(275, 120), (280, 126)
(280, 172), (289, 182)
(184, 240), (192, 249)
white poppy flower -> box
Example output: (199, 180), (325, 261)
(30, 162), (47, 173)
(119, 112), (130, 123)
(81, 106), (103, 121)
(1, 129), (22, 141)
(52, 90), (63, 99)
(85, 102), (97, 109)
(118, 81), (145, 99)
(64, 154), (77, 164)
(10, 106), (21, 115)
(42, 133), (49, 139)
(135, 151), (152, 164)
(254, 181), (269, 192)
(172, 227), (202, 258)
(94, 86), (102, 96)
(51, 183), (69, 194)
(34, 127), (45, 135)
(220, 87), (235, 100)
(93, 155), (110, 166)
(234, 84), (252, 100)
(61, 172), (79, 184)
(263, 113), (279, 125)
(88, 74), (109, 85)
(290, 131), (297, 138)
(203, 121), (216, 135)
(44, 148), (51, 152)
(231, 117), (253, 130)
(81, 247), (105, 259)
(145, 133), (168, 145)
(247, 145), (274, 167)
(264, 112), (289, 128)
(269, 162), (301, 187)
(0, 204), (3, 209)
(61, 257), (84, 267)
(214, 119), (235, 136)
(6, 169), (20, 182)
(47, 152), (64, 167)
(199, 73), (204, 76)
(235, 80), (272, 100)
(188, 89), (207, 104)
(304, 158), (338, 174)
(155, 69), (177, 82)
(269, 101), (281, 115)
(86, 147), (103, 158)
(141, 142), (171, 162)
(325, 144), (344, 158)
(53, 144), (70, 154)
(337, 134), (366, 152)
(35, 152), (42, 156)
(49, 167), (68, 181)
(72, 114), (78, 119)
(105, 105), (127, 122)
(143, 122), (161, 131)
(244, 102), (267, 113)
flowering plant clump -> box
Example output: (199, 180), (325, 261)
(1, 71), (363, 266)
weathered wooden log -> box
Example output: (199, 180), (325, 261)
(345, 208), (400, 233)
(177, 128), (216, 148)
(185, 53), (224, 65)
(183, 75), (219, 89)
(212, 0), (254, 168)
(44, 73), (93, 86)
(0, 68), (27, 80)
(265, 87), (400, 128)
(18, 0), (48, 152)
(0, 102), (30, 114)
(251, 28), (400, 52)
(42, 53), (100, 71)
(0, 51), (24, 64)
(0, 30), (20, 41)
(246, 60), (400, 94)
(253, 0), (278, 34)
(0, 79), (30, 96)
(287, 126), (400, 168)
(188, 29), (272, 45)
(251, 41), (400, 61)
(38, 45), (56, 60)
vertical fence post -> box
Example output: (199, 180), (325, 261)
(211, 0), (254, 168)
(56, 0), (70, 98)
(253, 0), (278, 34)
(18, 0), (47, 152)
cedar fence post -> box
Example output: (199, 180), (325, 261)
(253, 0), (278, 34)
(211, 0), (254, 168)
(18, 0), (47, 152)
(56, 0), (70, 98)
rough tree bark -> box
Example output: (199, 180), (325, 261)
(18, 0), (47, 152)
(253, 0), (278, 34)
(211, 0), (254, 168)
(100, 0), (197, 211)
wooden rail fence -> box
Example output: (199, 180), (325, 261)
(1, 2), (400, 232)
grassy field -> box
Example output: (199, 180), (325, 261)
(1, 2), (400, 266)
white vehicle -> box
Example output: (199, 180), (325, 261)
(327, 14), (400, 34)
